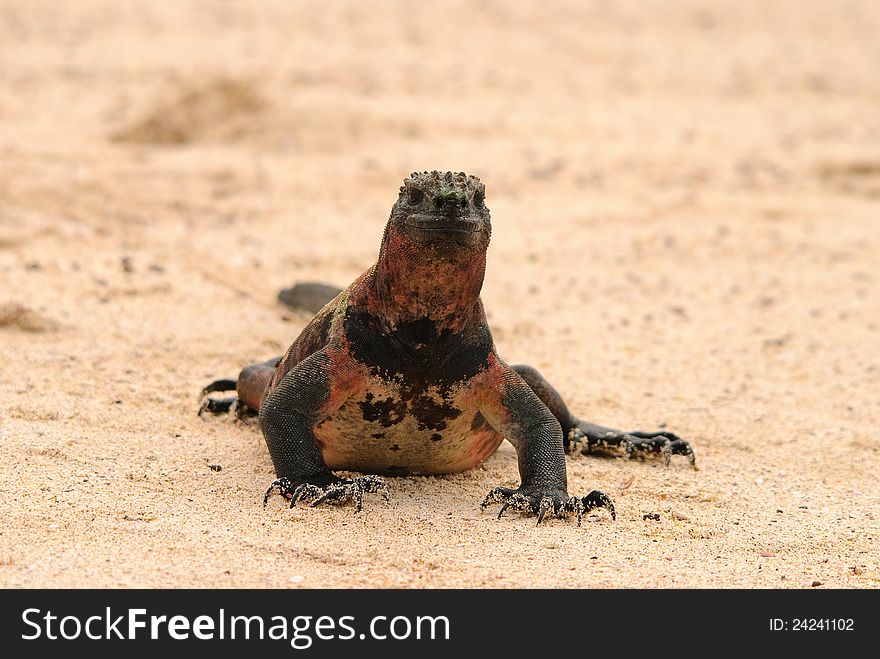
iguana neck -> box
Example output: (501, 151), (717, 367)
(370, 227), (486, 334)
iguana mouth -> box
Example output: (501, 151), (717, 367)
(405, 214), (482, 234)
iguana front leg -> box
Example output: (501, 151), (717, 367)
(476, 358), (615, 526)
(259, 347), (385, 511)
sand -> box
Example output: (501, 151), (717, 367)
(1, 0), (878, 588)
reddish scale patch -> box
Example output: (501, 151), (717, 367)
(461, 428), (506, 466)
(372, 228), (487, 333)
(317, 337), (370, 417)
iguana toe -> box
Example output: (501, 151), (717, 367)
(263, 475), (386, 512)
(481, 486), (602, 527)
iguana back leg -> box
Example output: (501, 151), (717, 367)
(511, 364), (695, 467)
(199, 358), (278, 417)
(201, 283), (343, 418)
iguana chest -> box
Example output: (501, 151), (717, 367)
(314, 374), (502, 475)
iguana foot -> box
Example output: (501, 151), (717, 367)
(263, 475), (387, 513)
(198, 395), (254, 418)
(509, 366), (697, 469)
(480, 486), (615, 527)
(198, 378), (237, 416)
(198, 378), (255, 418)
(568, 424), (696, 468)
(198, 395), (237, 416)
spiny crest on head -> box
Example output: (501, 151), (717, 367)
(399, 170), (485, 197)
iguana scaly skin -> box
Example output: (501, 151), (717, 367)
(201, 171), (694, 525)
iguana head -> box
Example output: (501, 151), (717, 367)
(388, 171), (491, 251)
(371, 171), (491, 329)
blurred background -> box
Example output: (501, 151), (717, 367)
(1, 1), (878, 587)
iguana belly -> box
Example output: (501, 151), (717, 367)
(314, 378), (503, 475)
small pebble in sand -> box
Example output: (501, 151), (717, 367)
(760, 551), (775, 557)
(208, 464), (222, 471)
(642, 513), (661, 521)
(290, 576), (305, 584)
(811, 580), (822, 587)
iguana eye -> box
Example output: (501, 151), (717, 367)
(472, 191), (485, 207)
(407, 188), (425, 204)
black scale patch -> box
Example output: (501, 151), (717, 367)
(345, 308), (492, 439)
(359, 392), (406, 427)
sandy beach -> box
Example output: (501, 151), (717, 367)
(1, 0), (878, 588)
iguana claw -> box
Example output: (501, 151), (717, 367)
(481, 486), (611, 527)
(263, 475), (387, 512)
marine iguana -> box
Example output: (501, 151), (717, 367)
(201, 171), (694, 525)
